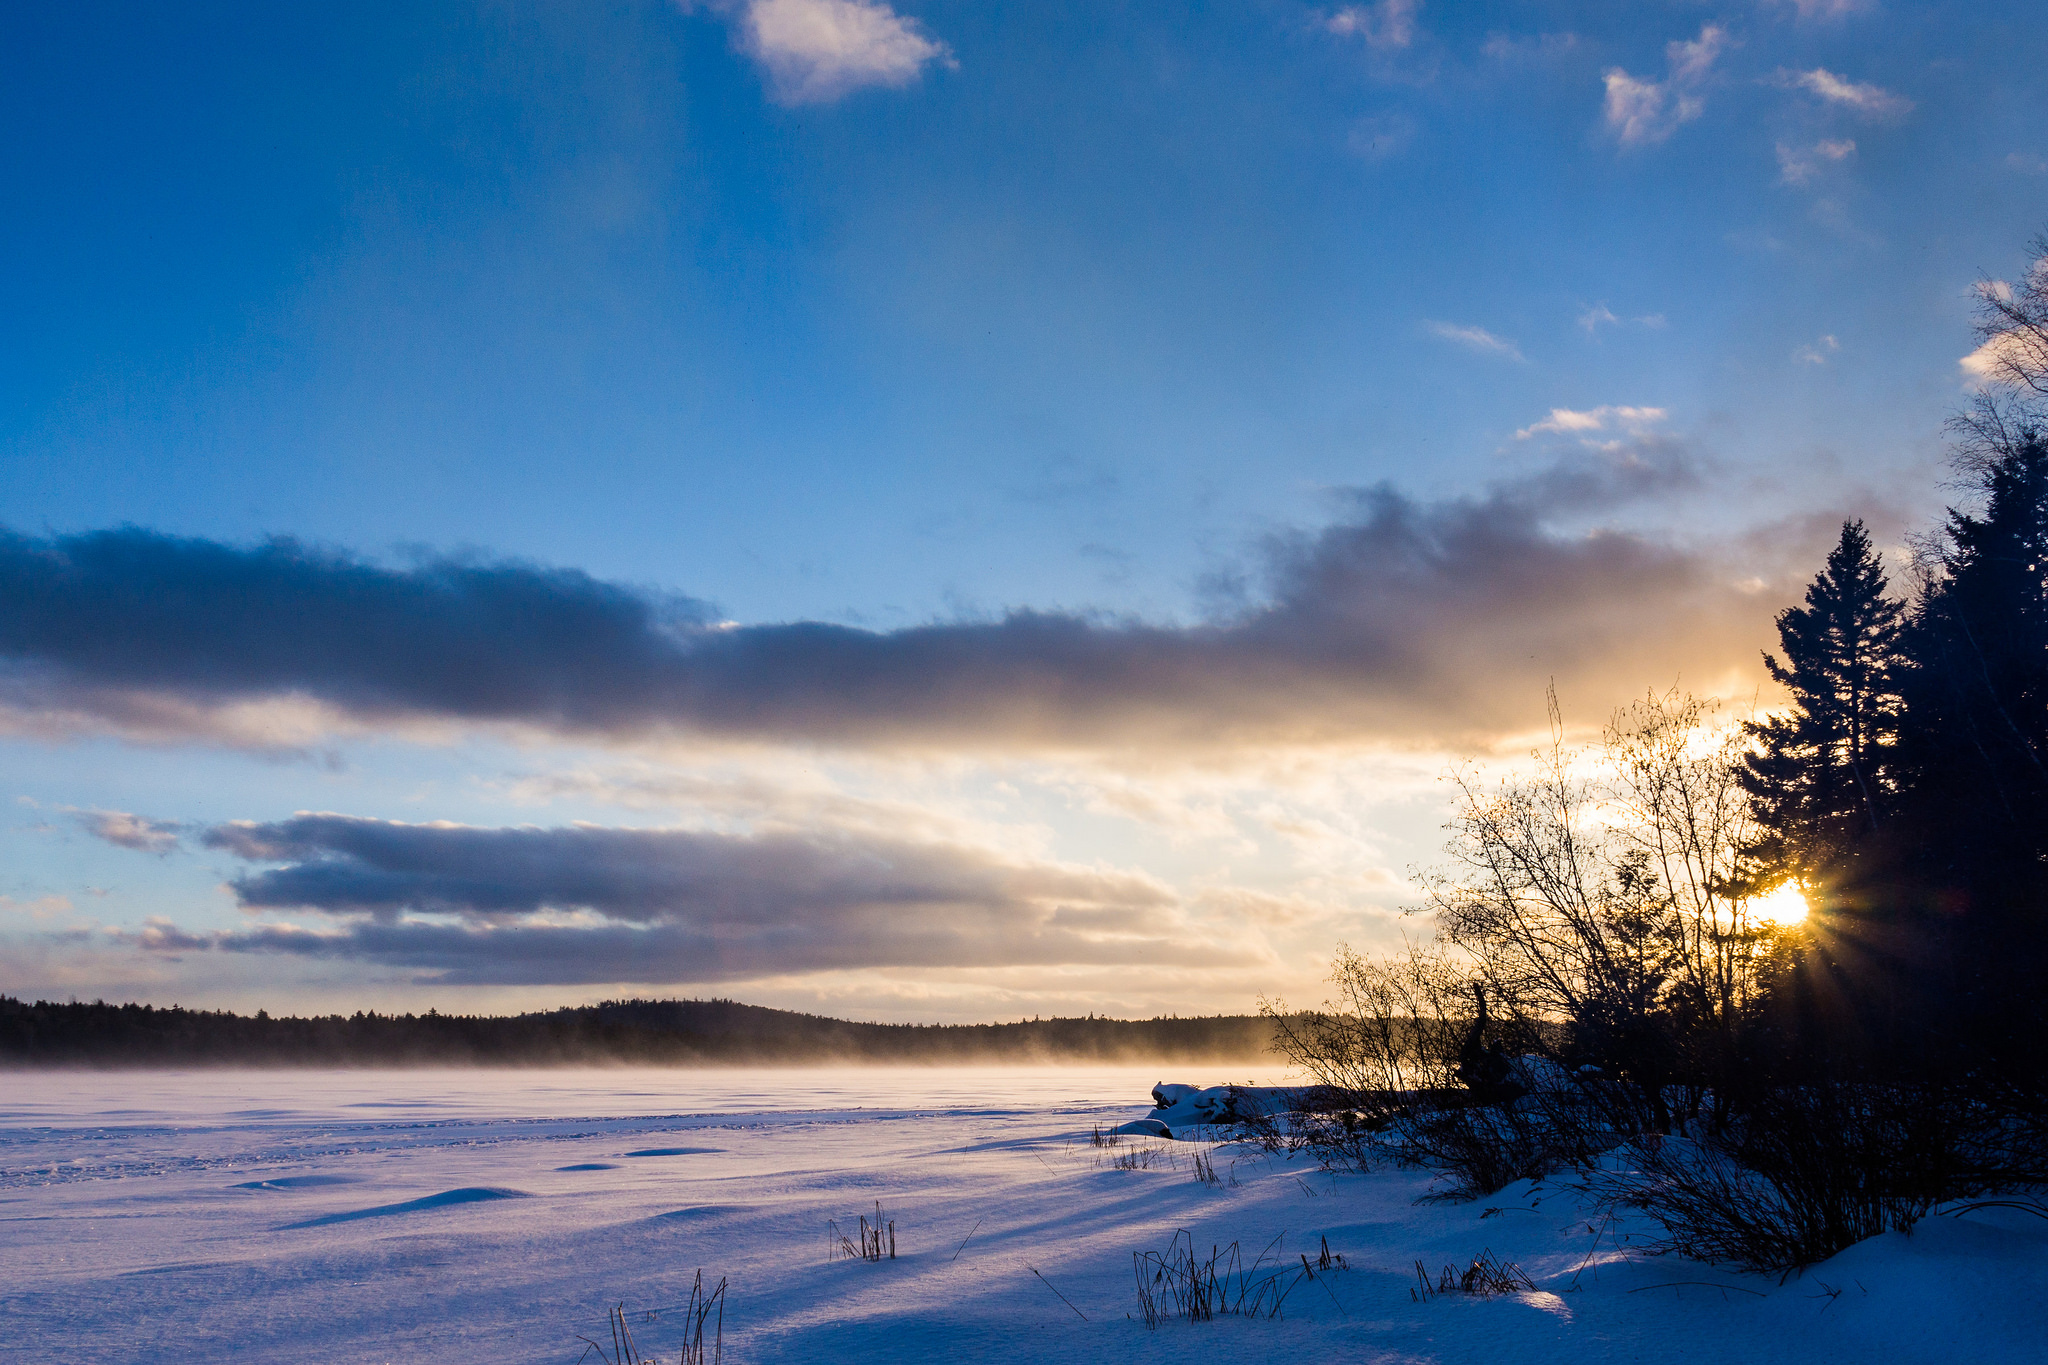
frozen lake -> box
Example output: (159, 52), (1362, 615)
(0, 1064), (1236, 1129)
(1, 1067), (2039, 1363)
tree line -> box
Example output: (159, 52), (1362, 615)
(0, 994), (1274, 1067)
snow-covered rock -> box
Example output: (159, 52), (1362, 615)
(1147, 1082), (1293, 1136)
(1508, 1054), (1573, 1096)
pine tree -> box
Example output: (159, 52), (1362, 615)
(1875, 430), (2048, 1074)
(1740, 520), (1905, 888)
(1892, 432), (2048, 891)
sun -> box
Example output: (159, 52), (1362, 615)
(1747, 882), (1811, 927)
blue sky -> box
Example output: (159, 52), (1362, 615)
(2, 0), (2043, 1020)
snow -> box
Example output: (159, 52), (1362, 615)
(1, 1067), (2040, 1363)
(1146, 1082), (1293, 1135)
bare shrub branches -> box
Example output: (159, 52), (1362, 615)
(1262, 936), (1468, 1114)
(1577, 1079), (2040, 1272)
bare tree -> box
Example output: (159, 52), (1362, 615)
(1965, 232), (2048, 400)
(1951, 233), (2048, 477)
(1605, 689), (1762, 1037)
(1416, 686), (1765, 1132)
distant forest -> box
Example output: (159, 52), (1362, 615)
(0, 995), (1274, 1068)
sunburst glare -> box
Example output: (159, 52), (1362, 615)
(1748, 882), (1811, 927)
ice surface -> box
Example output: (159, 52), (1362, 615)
(1, 1066), (2038, 1363)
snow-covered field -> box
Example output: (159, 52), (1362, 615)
(2, 1067), (2041, 1363)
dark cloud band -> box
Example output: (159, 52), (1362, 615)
(169, 814), (1220, 985)
(0, 458), (1769, 749)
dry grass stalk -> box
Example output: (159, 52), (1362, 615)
(1131, 1229), (1306, 1328)
(1105, 1143), (1173, 1172)
(574, 1270), (725, 1365)
(830, 1201), (897, 1262)
(1409, 1248), (1536, 1301)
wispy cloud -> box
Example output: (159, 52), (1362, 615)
(1794, 335), (1841, 365)
(1777, 137), (1856, 186)
(1514, 405), (1668, 439)
(1776, 67), (1912, 119)
(1762, 0), (1875, 19)
(1579, 305), (1667, 333)
(0, 894), (74, 921)
(714, 0), (953, 106)
(1425, 320), (1525, 361)
(72, 808), (185, 854)
(1326, 0), (1419, 51)
(1603, 25), (1730, 147)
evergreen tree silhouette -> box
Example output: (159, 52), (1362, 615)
(1876, 430), (2048, 1074)
(1740, 520), (1905, 891)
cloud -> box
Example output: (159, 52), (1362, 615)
(719, 0), (953, 106)
(0, 464), (1773, 755)
(1776, 68), (1912, 118)
(1762, 0), (1873, 18)
(1664, 26), (1727, 85)
(1577, 306), (1667, 334)
(162, 814), (1233, 985)
(2007, 153), (2048, 176)
(1327, 0), (1419, 51)
(1776, 137), (1856, 186)
(1602, 25), (1730, 147)
(1514, 405), (1668, 440)
(0, 894), (74, 921)
(130, 917), (212, 952)
(1960, 328), (2048, 392)
(1794, 335), (1841, 365)
(73, 808), (185, 854)
(1424, 321), (1525, 361)
(497, 764), (999, 848)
